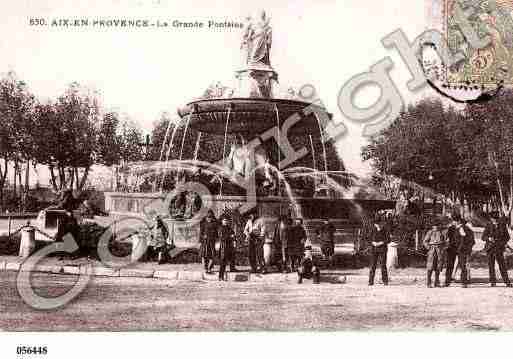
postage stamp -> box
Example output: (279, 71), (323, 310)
(443, 0), (513, 85)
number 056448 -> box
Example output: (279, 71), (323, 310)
(16, 346), (48, 355)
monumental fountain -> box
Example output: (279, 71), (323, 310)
(104, 10), (395, 253)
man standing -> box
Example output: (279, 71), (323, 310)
(53, 189), (81, 244)
(317, 219), (336, 268)
(423, 222), (447, 288)
(482, 215), (512, 287)
(274, 216), (292, 273)
(244, 213), (265, 273)
(289, 218), (307, 271)
(199, 210), (218, 274)
(152, 215), (172, 265)
(444, 217), (459, 287)
(218, 216), (237, 281)
(368, 220), (390, 286)
(456, 217), (475, 288)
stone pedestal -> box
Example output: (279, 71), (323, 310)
(235, 67), (277, 98)
(263, 240), (273, 266)
(19, 227), (36, 258)
(386, 241), (399, 270)
(131, 234), (147, 263)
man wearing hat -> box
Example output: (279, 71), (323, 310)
(368, 219), (390, 286)
(218, 216), (237, 280)
(244, 212), (266, 273)
(317, 219), (336, 268)
(482, 215), (512, 287)
(152, 215), (172, 264)
(199, 209), (218, 274)
(423, 221), (447, 287)
(455, 217), (475, 288)
(444, 217), (460, 287)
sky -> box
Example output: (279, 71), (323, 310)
(0, 0), (432, 181)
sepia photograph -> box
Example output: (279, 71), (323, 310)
(1, 0), (513, 356)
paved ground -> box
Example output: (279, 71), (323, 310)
(2, 271), (513, 331)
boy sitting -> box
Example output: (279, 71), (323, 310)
(297, 242), (320, 284)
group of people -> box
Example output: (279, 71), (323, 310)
(199, 210), (241, 280)
(423, 217), (512, 288)
(368, 213), (513, 288)
(422, 214), (512, 288)
(244, 214), (336, 278)
(199, 210), (328, 282)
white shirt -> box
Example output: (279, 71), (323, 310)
(244, 218), (266, 237)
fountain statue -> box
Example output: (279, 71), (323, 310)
(236, 10), (277, 98)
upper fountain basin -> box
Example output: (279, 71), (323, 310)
(177, 98), (332, 135)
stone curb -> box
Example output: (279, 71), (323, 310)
(32, 265), (63, 274)
(153, 270), (178, 280)
(85, 266), (120, 277)
(5, 262), (21, 271)
(120, 269), (155, 278)
(0, 260), (422, 284)
(178, 271), (204, 281)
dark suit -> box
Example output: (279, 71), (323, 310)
(368, 226), (390, 285)
(444, 225), (458, 285)
(456, 223), (475, 287)
(199, 218), (218, 271)
(482, 221), (511, 286)
(218, 225), (236, 280)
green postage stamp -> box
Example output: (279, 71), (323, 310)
(442, 0), (513, 85)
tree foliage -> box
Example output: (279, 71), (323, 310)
(362, 93), (513, 217)
(0, 71), (36, 209)
(32, 83), (100, 191)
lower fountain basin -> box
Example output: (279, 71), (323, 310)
(177, 98), (332, 135)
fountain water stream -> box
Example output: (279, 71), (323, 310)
(160, 118), (182, 192)
(313, 112), (329, 180)
(179, 115), (191, 161)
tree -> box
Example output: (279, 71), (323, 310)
(362, 99), (469, 205)
(118, 118), (143, 164)
(97, 111), (121, 167)
(32, 83), (100, 192)
(455, 90), (513, 218)
(361, 96), (512, 217)
(365, 100), (449, 180)
(0, 71), (36, 210)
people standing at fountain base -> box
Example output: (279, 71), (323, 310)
(218, 216), (237, 281)
(51, 189), (82, 260)
(444, 218), (459, 287)
(244, 213), (266, 273)
(288, 218), (306, 271)
(199, 210), (218, 274)
(151, 215), (173, 265)
(274, 216), (292, 273)
(368, 220), (390, 286)
(482, 215), (512, 287)
(317, 219), (335, 268)
(422, 222), (447, 288)
(455, 217), (475, 288)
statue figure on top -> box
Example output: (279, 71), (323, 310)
(242, 10), (273, 70)
(236, 10), (277, 98)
